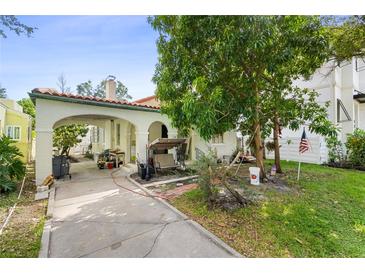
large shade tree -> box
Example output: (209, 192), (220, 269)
(253, 16), (337, 173)
(260, 87), (337, 173)
(149, 15), (334, 178)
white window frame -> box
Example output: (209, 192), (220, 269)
(6, 125), (21, 141)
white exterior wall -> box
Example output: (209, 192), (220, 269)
(340, 61), (357, 143)
(34, 98), (176, 184)
(269, 59), (364, 164)
(191, 130), (237, 160)
(266, 134), (328, 164)
(359, 104), (365, 130)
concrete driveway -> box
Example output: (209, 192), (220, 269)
(46, 161), (240, 258)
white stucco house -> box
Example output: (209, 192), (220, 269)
(30, 79), (237, 185)
(265, 58), (365, 164)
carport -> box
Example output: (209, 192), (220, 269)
(30, 79), (177, 185)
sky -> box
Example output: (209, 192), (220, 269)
(0, 16), (159, 101)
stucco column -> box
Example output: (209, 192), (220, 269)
(135, 131), (149, 164)
(35, 129), (53, 185)
(104, 120), (112, 149)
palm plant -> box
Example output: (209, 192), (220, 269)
(0, 135), (25, 192)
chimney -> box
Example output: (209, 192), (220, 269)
(105, 78), (116, 100)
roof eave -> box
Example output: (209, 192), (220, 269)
(29, 92), (161, 113)
(354, 94), (365, 104)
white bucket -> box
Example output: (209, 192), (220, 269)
(249, 167), (260, 185)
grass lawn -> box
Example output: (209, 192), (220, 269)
(0, 180), (47, 258)
(171, 161), (365, 257)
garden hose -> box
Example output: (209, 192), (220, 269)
(110, 169), (167, 200)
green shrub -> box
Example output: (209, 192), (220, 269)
(346, 129), (365, 166)
(192, 151), (219, 205)
(326, 135), (346, 164)
(0, 135), (25, 193)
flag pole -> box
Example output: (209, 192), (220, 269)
(297, 161), (301, 181)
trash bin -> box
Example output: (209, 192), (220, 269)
(52, 155), (70, 179)
(145, 164), (155, 181)
(138, 164), (146, 180)
(249, 167), (260, 185)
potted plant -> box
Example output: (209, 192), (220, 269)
(97, 159), (106, 169)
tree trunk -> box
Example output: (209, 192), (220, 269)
(222, 179), (249, 206)
(254, 121), (265, 180)
(253, 85), (265, 181)
(273, 113), (283, 173)
(221, 167), (250, 206)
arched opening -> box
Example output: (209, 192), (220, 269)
(148, 121), (169, 154)
(52, 114), (137, 164)
(148, 121), (169, 143)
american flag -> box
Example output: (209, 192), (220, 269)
(299, 128), (310, 154)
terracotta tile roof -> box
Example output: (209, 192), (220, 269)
(133, 95), (156, 103)
(31, 88), (160, 110)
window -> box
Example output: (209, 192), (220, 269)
(6, 126), (21, 140)
(91, 126), (99, 143)
(337, 99), (351, 123)
(211, 134), (224, 144)
(116, 123), (121, 146)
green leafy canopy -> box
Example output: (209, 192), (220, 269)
(149, 16), (334, 141)
(53, 125), (89, 156)
(17, 98), (36, 130)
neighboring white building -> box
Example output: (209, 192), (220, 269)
(266, 58), (365, 164)
(30, 79), (237, 185)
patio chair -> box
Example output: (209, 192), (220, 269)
(153, 153), (179, 172)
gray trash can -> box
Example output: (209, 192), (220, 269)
(52, 155), (71, 179)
